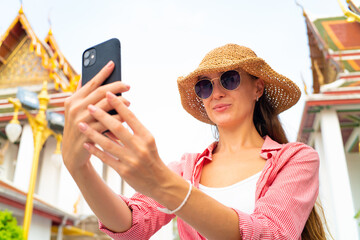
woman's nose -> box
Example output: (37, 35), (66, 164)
(212, 79), (225, 99)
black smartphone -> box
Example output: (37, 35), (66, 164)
(81, 38), (121, 86)
(82, 38), (121, 115)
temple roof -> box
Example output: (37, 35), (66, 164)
(0, 7), (74, 132)
(298, 2), (360, 152)
(313, 16), (360, 52)
(0, 6), (80, 92)
(304, 2), (360, 90)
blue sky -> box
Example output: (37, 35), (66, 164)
(0, 0), (347, 162)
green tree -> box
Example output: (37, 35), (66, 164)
(0, 210), (23, 240)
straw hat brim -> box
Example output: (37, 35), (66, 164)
(177, 57), (301, 125)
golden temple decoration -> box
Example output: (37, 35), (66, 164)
(0, 6), (80, 92)
(300, 73), (308, 95)
(0, 38), (50, 88)
(314, 60), (325, 86)
(337, 0), (360, 23)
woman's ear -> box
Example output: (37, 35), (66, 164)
(255, 78), (265, 97)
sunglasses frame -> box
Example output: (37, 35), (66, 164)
(194, 70), (241, 99)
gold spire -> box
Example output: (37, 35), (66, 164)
(18, 5), (24, 14)
(300, 73), (308, 95)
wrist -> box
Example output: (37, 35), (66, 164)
(67, 159), (93, 181)
(154, 172), (191, 212)
(158, 180), (192, 214)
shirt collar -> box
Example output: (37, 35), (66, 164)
(261, 135), (282, 152)
(260, 135), (282, 159)
(197, 141), (218, 161)
(198, 135), (282, 161)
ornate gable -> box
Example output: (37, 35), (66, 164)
(0, 38), (50, 88)
(0, 6), (79, 92)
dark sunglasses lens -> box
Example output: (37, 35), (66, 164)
(221, 70), (240, 90)
(195, 80), (213, 99)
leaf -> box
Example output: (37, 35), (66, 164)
(355, 210), (360, 219)
(0, 210), (23, 240)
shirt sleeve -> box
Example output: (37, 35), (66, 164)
(98, 193), (175, 240)
(233, 143), (320, 239)
(98, 155), (189, 240)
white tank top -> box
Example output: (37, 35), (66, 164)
(199, 172), (261, 214)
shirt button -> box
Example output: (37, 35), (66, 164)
(267, 153), (272, 159)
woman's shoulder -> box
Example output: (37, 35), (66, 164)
(263, 136), (318, 163)
(277, 140), (319, 165)
(282, 141), (317, 154)
(263, 136), (316, 154)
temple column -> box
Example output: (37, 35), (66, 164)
(319, 108), (359, 240)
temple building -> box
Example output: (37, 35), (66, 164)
(298, 1), (360, 239)
(0, 5), (174, 240)
(0, 6), (122, 240)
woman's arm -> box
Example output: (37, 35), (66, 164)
(69, 161), (132, 232)
(62, 61), (133, 232)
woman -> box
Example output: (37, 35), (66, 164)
(62, 44), (326, 239)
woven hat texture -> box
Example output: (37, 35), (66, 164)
(177, 43), (301, 124)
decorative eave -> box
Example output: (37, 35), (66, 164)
(338, 71), (360, 80)
(297, 92), (360, 152)
(0, 179), (76, 225)
(330, 49), (360, 60)
(304, 10), (342, 93)
(304, 11), (329, 56)
(44, 29), (80, 92)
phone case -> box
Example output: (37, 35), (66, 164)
(81, 38), (121, 86)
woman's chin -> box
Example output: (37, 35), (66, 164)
(211, 117), (237, 128)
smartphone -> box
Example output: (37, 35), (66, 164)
(81, 38), (121, 86)
(82, 38), (121, 115)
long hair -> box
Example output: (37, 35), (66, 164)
(253, 92), (328, 240)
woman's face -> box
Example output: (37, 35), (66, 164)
(200, 69), (264, 128)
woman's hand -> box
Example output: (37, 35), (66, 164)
(62, 61), (130, 175)
(77, 91), (171, 198)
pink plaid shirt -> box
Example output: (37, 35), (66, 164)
(99, 136), (319, 239)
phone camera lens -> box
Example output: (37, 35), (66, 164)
(84, 59), (90, 67)
(84, 51), (90, 59)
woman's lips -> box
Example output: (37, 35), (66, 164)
(213, 103), (231, 112)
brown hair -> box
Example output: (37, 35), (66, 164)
(253, 90), (328, 240)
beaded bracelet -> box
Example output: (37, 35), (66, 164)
(157, 180), (192, 215)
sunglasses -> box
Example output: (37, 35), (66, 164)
(194, 70), (241, 99)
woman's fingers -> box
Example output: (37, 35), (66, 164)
(105, 92), (149, 136)
(86, 104), (134, 146)
(104, 131), (122, 144)
(80, 96), (130, 125)
(76, 61), (115, 98)
(90, 115), (123, 133)
(81, 82), (130, 110)
(83, 143), (122, 170)
(79, 122), (127, 159)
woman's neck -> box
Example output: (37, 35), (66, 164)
(215, 119), (264, 154)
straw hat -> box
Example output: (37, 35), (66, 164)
(177, 43), (301, 124)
